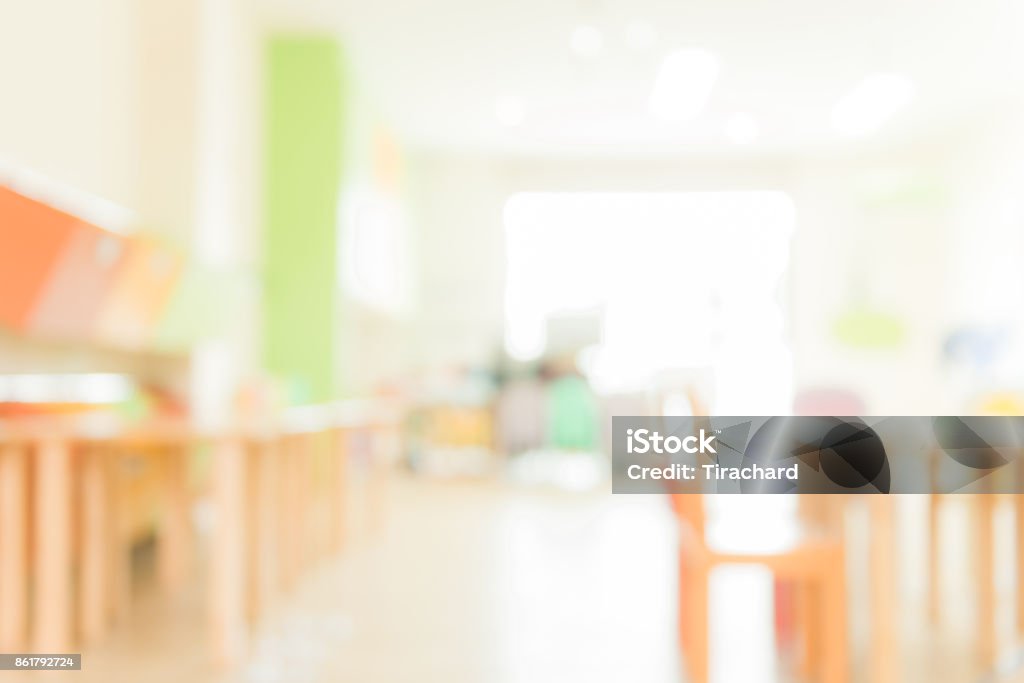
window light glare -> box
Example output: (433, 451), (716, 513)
(725, 112), (759, 145)
(0, 373), (134, 404)
(570, 25), (604, 59)
(831, 73), (916, 138)
(625, 20), (657, 51)
(649, 48), (719, 123)
(495, 95), (526, 127)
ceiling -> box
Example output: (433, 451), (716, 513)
(260, 0), (1024, 157)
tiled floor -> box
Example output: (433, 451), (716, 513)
(24, 474), (1024, 683)
(242, 480), (683, 683)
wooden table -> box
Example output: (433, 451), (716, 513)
(0, 402), (400, 667)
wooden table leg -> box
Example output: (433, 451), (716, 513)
(297, 434), (312, 569)
(870, 495), (897, 683)
(245, 441), (259, 622)
(928, 493), (941, 624)
(279, 436), (299, 589)
(368, 425), (391, 534)
(314, 432), (331, 560)
(976, 494), (997, 668)
(158, 445), (191, 593)
(295, 434), (311, 569)
(329, 428), (348, 553)
(209, 437), (247, 668)
(248, 440), (279, 621)
(108, 452), (132, 626)
(79, 445), (109, 643)
(32, 438), (73, 652)
(0, 443), (28, 650)
(1016, 493), (1024, 635)
(927, 448), (942, 625)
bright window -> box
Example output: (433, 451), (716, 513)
(340, 185), (412, 315)
(503, 191), (796, 413)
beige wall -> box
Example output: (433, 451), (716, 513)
(0, 0), (142, 208)
(0, 0), (264, 418)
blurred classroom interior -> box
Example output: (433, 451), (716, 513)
(3, 0), (1024, 682)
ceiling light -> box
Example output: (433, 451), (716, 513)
(649, 48), (719, 122)
(571, 25), (604, 58)
(495, 95), (525, 127)
(831, 73), (915, 138)
(725, 112), (759, 145)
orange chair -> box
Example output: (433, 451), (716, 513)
(670, 493), (848, 683)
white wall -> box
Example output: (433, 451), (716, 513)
(406, 152), (509, 371)
(786, 150), (952, 414)
(404, 146), (971, 414)
(0, 0), (142, 209)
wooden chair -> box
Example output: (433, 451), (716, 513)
(670, 493), (848, 683)
(927, 396), (1024, 669)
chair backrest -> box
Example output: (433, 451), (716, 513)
(972, 391), (1024, 416)
(793, 388), (866, 416)
(797, 494), (847, 540)
(669, 493), (706, 545)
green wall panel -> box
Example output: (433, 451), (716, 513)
(264, 37), (344, 403)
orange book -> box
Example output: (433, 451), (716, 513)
(0, 186), (80, 329)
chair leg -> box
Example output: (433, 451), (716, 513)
(775, 580), (797, 650)
(684, 560), (710, 683)
(870, 496), (897, 683)
(798, 580), (821, 679)
(820, 556), (848, 683)
(679, 549), (691, 655)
